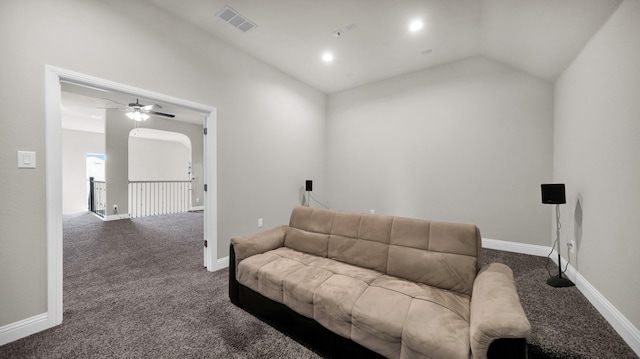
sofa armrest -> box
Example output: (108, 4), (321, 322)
(470, 263), (531, 359)
(230, 225), (287, 263)
(229, 225), (287, 306)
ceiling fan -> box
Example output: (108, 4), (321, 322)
(100, 98), (175, 121)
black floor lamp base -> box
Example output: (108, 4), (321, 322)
(547, 275), (575, 288)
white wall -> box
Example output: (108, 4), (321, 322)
(129, 137), (190, 182)
(136, 119), (205, 212)
(61, 130), (105, 213)
(555, 0), (640, 334)
(327, 56), (554, 245)
(104, 110), (131, 218)
(0, 0), (325, 327)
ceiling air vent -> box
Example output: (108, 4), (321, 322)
(216, 6), (257, 32)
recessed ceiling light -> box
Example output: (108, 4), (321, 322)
(322, 52), (334, 63)
(409, 20), (424, 32)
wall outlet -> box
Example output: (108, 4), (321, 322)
(195, 197), (200, 204)
(569, 240), (576, 254)
(258, 218), (263, 228)
(370, 209), (375, 214)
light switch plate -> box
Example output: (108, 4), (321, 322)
(17, 151), (36, 169)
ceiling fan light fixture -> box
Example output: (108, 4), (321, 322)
(126, 111), (149, 122)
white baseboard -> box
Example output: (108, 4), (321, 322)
(103, 213), (131, 221)
(213, 256), (229, 271)
(482, 237), (551, 257)
(189, 206), (204, 211)
(0, 313), (49, 346)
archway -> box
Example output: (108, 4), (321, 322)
(128, 128), (193, 217)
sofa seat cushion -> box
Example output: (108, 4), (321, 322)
(237, 247), (383, 317)
(236, 252), (281, 293)
(283, 265), (334, 318)
(402, 298), (471, 359)
(309, 257), (383, 284)
(351, 285), (413, 358)
(237, 248), (471, 358)
(237, 247), (318, 303)
(349, 275), (471, 359)
(313, 274), (370, 338)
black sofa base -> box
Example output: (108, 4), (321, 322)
(229, 244), (528, 359)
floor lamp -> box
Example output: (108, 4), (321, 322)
(541, 184), (575, 288)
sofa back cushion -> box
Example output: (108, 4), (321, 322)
(387, 218), (480, 295)
(328, 211), (393, 273)
(285, 206), (334, 257)
(285, 207), (481, 295)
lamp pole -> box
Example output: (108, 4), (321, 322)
(547, 204), (575, 287)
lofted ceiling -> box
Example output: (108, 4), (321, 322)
(62, 0), (622, 130)
(145, 0), (622, 94)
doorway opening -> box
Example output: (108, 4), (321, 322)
(86, 153), (106, 217)
(45, 65), (219, 333)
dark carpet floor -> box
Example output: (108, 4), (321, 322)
(0, 212), (317, 359)
(483, 250), (637, 359)
(0, 212), (636, 358)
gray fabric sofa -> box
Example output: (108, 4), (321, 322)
(229, 206), (531, 358)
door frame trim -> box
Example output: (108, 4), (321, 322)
(44, 65), (218, 331)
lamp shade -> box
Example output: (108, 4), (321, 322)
(541, 184), (566, 204)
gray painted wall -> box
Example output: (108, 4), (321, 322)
(62, 130), (105, 213)
(554, 0), (640, 333)
(134, 117), (205, 212)
(105, 110), (131, 217)
(326, 56), (554, 245)
(129, 137), (191, 182)
(0, 0), (325, 327)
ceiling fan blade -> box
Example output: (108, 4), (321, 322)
(128, 99), (160, 109)
(128, 102), (160, 110)
(149, 110), (175, 118)
(101, 98), (126, 106)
